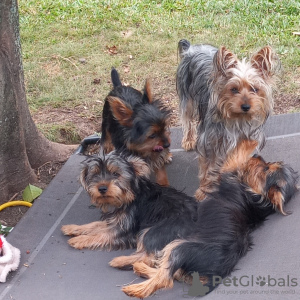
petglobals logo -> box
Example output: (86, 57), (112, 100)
(182, 273), (298, 298)
(212, 275), (298, 288)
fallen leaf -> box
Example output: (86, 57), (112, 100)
(92, 78), (101, 84)
(22, 184), (42, 203)
(106, 45), (118, 55)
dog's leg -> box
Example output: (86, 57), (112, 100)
(221, 140), (258, 173)
(164, 150), (173, 164)
(181, 100), (197, 151)
(61, 221), (105, 236)
(102, 130), (114, 154)
(195, 156), (214, 201)
(132, 261), (158, 279)
(62, 221), (122, 250)
(122, 240), (184, 298)
(110, 251), (154, 270)
(155, 166), (169, 186)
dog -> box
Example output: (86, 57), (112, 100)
(114, 140), (298, 298)
(100, 68), (171, 186)
(61, 141), (298, 298)
(176, 40), (280, 200)
(61, 150), (198, 251)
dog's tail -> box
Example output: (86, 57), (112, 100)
(178, 39), (191, 59)
(111, 67), (122, 87)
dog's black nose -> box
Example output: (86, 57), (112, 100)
(163, 142), (170, 148)
(98, 186), (108, 194)
(241, 104), (251, 112)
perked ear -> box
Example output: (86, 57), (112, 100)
(267, 187), (288, 215)
(141, 79), (153, 104)
(250, 46), (278, 79)
(127, 156), (151, 178)
(214, 46), (238, 76)
(107, 96), (133, 127)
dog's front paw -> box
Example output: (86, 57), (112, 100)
(61, 224), (83, 236)
(67, 236), (95, 250)
(133, 262), (157, 279)
(110, 256), (132, 269)
(165, 152), (173, 164)
(182, 139), (196, 151)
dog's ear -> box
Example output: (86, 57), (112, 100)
(267, 186), (287, 215)
(107, 96), (133, 127)
(142, 79), (153, 104)
(80, 165), (89, 191)
(127, 156), (151, 178)
(214, 46), (238, 76)
(250, 46), (279, 79)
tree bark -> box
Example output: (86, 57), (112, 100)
(0, 0), (75, 203)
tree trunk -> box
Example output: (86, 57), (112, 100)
(0, 0), (75, 203)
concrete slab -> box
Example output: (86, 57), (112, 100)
(1, 113), (300, 300)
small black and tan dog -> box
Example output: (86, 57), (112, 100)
(61, 151), (197, 250)
(100, 68), (171, 186)
(62, 141), (298, 298)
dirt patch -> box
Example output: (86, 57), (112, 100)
(273, 93), (300, 114)
(32, 105), (102, 142)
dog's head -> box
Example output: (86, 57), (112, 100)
(212, 46), (279, 124)
(80, 153), (150, 209)
(107, 80), (171, 157)
(242, 155), (298, 215)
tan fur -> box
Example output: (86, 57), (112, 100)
(154, 165), (169, 186)
(122, 240), (185, 298)
(61, 221), (117, 250)
(107, 96), (133, 127)
(221, 140), (258, 173)
(144, 79), (153, 103)
(61, 213), (132, 250)
(181, 100), (197, 151)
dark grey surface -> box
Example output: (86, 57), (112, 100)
(1, 114), (300, 300)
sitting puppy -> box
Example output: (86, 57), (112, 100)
(100, 68), (171, 186)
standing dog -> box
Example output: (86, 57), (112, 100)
(100, 68), (171, 186)
(176, 40), (279, 200)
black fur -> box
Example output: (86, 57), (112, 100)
(80, 152), (198, 250)
(74, 152), (298, 297)
(100, 68), (170, 152)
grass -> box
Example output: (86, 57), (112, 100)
(19, 0), (300, 142)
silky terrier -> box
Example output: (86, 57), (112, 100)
(100, 68), (171, 186)
(176, 39), (280, 200)
(61, 142), (298, 298)
(61, 151), (197, 251)
(114, 140), (298, 298)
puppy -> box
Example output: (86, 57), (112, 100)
(111, 141), (297, 298)
(100, 68), (171, 186)
(176, 40), (279, 200)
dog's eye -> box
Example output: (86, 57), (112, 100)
(264, 166), (269, 171)
(251, 87), (259, 93)
(112, 172), (120, 177)
(148, 134), (157, 139)
(230, 87), (239, 94)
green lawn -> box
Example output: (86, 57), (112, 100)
(19, 0), (300, 143)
